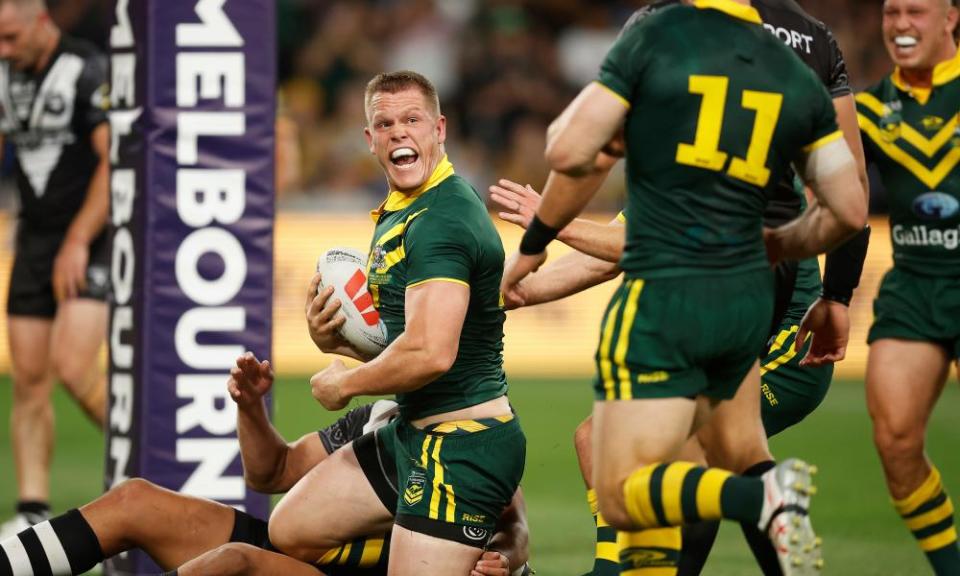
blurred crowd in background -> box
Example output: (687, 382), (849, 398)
(1, 0), (894, 213)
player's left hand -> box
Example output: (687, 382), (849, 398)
(310, 358), (350, 410)
(52, 239), (89, 301)
(501, 251), (547, 308)
(471, 551), (510, 576)
(490, 179), (541, 229)
(795, 297), (850, 366)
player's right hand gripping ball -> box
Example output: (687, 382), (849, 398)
(317, 248), (388, 357)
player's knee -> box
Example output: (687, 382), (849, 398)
(50, 351), (91, 391)
(873, 419), (924, 462)
(107, 478), (161, 510)
(573, 418), (593, 458)
(203, 543), (254, 575)
(12, 364), (51, 395)
(595, 480), (633, 530)
(266, 515), (313, 562)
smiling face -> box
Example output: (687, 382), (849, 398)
(364, 86), (446, 193)
(883, 0), (959, 73)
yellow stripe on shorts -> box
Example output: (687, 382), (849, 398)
(600, 289), (626, 399)
(760, 326), (799, 375)
(614, 280), (645, 400)
(429, 436), (445, 520)
(358, 537), (385, 567)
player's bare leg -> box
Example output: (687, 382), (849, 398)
(269, 442), (393, 562)
(49, 299), (107, 426)
(695, 362), (784, 575)
(175, 543), (326, 576)
(78, 478), (237, 569)
(867, 339), (960, 573)
(387, 525), (482, 576)
(4, 316), (55, 537)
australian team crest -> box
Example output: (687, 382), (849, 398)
(879, 99), (902, 143)
(403, 469), (426, 505)
(370, 245), (387, 271)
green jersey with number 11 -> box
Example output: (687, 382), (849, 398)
(598, 0), (840, 279)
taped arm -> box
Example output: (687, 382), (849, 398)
(767, 137), (867, 261)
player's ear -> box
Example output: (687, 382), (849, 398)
(947, 4), (959, 38)
(436, 114), (447, 145)
(364, 126), (375, 154)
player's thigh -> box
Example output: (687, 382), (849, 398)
(178, 543), (324, 576)
(270, 440), (393, 555)
(49, 298), (107, 382)
(386, 525), (482, 576)
(591, 398), (696, 505)
(697, 361), (770, 473)
(866, 338), (951, 438)
(81, 478), (237, 568)
(7, 315), (53, 388)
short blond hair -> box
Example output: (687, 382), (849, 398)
(364, 71), (440, 122)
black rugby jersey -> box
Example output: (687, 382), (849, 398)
(0, 35), (108, 231)
(622, 0), (851, 227)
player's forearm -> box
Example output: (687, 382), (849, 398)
(557, 218), (624, 263)
(339, 331), (452, 399)
(65, 155), (109, 245)
(521, 251), (619, 307)
(769, 203), (858, 261)
(236, 400), (293, 493)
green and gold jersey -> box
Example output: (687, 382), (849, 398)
(366, 157), (507, 420)
(856, 53), (960, 277)
(597, 0), (839, 279)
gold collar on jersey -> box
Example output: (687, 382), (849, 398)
(692, 0), (762, 25)
(370, 155), (455, 221)
(891, 46), (960, 105)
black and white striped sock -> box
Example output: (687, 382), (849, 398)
(0, 509), (103, 576)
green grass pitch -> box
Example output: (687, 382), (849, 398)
(1, 375), (958, 575)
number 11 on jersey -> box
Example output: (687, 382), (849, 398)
(676, 74), (783, 187)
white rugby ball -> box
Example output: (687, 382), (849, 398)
(317, 247), (388, 357)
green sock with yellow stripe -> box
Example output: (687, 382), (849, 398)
(318, 533), (390, 574)
(587, 488), (621, 576)
(623, 462), (763, 529)
(894, 467), (960, 575)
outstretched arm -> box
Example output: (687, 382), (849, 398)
(229, 353), (328, 493)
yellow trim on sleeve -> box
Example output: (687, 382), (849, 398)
(692, 0), (762, 24)
(596, 541), (619, 562)
(406, 277), (470, 290)
(801, 130), (843, 154)
(594, 81), (631, 110)
(616, 211), (626, 223)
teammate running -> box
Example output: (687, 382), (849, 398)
(492, 0), (871, 573)
(857, 0), (960, 573)
(501, 1), (866, 575)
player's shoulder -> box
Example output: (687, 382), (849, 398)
(426, 174), (487, 218)
(58, 35), (106, 61)
(754, 0), (830, 36)
(619, 1), (683, 36)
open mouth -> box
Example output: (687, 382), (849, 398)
(894, 35), (919, 52)
(390, 147), (419, 167)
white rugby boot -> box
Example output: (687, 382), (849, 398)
(758, 458), (823, 575)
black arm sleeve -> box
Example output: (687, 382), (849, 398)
(822, 225), (871, 305)
(824, 28), (852, 98)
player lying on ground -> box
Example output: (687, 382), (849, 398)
(0, 353), (529, 576)
(857, 1), (960, 574)
(501, 1), (867, 575)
